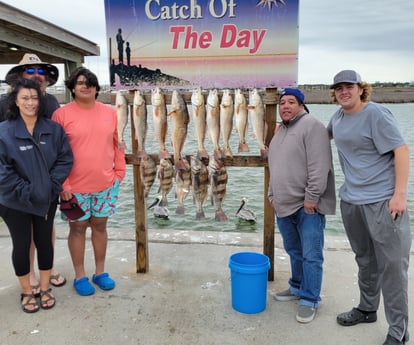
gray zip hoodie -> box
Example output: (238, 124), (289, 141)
(267, 111), (336, 217)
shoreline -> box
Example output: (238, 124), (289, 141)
(302, 86), (414, 104)
(50, 86), (414, 105)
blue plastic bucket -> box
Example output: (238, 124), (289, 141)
(228, 252), (270, 314)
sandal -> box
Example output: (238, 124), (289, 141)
(30, 284), (40, 298)
(49, 273), (67, 287)
(21, 293), (39, 313)
(40, 288), (56, 310)
(337, 307), (377, 326)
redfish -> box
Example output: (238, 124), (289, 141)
(248, 88), (268, 159)
(168, 90), (190, 171)
(234, 89), (249, 152)
(220, 89), (234, 158)
(133, 90), (147, 158)
(191, 87), (208, 159)
(115, 91), (128, 150)
(206, 89), (221, 159)
(151, 87), (170, 159)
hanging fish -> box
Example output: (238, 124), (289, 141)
(151, 87), (170, 159)
(168, 90), (190, 171)
(235, 197), (257, 222)
(175, 158), (191, 215)
(220, 89), (234, 158)
(115, 91), (128, 150)
(208, 155), (228, 222)
(147, 195), (169, 219)
(206, 89), (221, 159)
(234, 89), (249, 152)
(139, 155), (157, 198)
(191, 87), (208, 159)
(132, 90), (147, 158)
(190, 155), (209, 220)
(248, 88), (268, 159)
(157, 158), (174, 207)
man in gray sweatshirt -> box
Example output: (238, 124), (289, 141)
(268, 88), (336, 323)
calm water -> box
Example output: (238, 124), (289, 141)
(55, 103), (414, 237)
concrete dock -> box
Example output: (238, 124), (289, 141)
(0, 223), (412, 345)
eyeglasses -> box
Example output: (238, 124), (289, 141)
(25, 67), (46, 75)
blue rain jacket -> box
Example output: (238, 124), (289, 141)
(0, 116), (73, 217)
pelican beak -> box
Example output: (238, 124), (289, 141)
(235, 200), (246, 215)
(147, 198), (158, 209)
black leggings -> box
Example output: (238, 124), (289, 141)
(0, 201), (57, 276)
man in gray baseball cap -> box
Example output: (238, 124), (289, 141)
(330, 69), (362, 89)
(328, 69), (411, 345)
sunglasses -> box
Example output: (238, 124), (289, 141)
(25, 67), (46, 75)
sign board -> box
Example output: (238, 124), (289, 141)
(104, 0), (299, 89)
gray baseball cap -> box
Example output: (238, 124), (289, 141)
(330, 70), (362, 89)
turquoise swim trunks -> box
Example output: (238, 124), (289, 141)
(61, 179), (120, 221)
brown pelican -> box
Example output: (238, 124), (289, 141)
(147, 195), (169, 219)
(235, 197), (256, 222)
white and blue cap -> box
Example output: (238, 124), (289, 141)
(330, 70), (362, 89)
(280, 88), (309, 113)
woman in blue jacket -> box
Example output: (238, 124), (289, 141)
(0, 79), (73, 313)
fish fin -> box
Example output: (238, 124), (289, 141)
(260, 147), (269, 160)
(215, 211), (228, 222)
(175, 206), (185, 215)
(238, 143), (249, 152)
(195, 211), (206, 220)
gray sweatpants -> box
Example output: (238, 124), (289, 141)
(340, 200), (411, 342)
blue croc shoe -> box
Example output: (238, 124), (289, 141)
(92, 272), (115, 291)
(73, 277), (95, 296)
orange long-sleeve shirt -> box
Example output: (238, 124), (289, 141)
(52, 101), (126, 193)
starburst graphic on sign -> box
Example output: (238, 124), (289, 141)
(256, 0), (286, 10)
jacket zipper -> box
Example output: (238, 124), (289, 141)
(32, 132), (52, 220)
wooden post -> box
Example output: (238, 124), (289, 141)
(263, 88), (278, 281)
(129, 104), (149, 273)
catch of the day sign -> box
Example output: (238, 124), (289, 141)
(105, 0), (299, 88)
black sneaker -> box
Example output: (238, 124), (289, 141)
(337, 307), (377, 326)
(383, 334), (405, 345)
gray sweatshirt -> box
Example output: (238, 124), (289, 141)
(267, 111), (336, 217)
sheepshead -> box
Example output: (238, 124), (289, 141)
(191, 87), (208, 159)
(208, 156), (228, 221)
(157, 158), (174, 207)
(168, 90), (190, 171)
(151, 87), (170, 159)
(220, 89), (234, 158)
(139, 155), (157, 198)
(248, 88), (268, 159)
(132, 90), (147, 158)
(190, 155), (209, 220)
(175, 158), (191, 215)
(115, 91), (128, 150)
(206, 89), (221, 159)
(234, 89), (249, 152)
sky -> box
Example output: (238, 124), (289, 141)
(1, 0), (413, 85)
